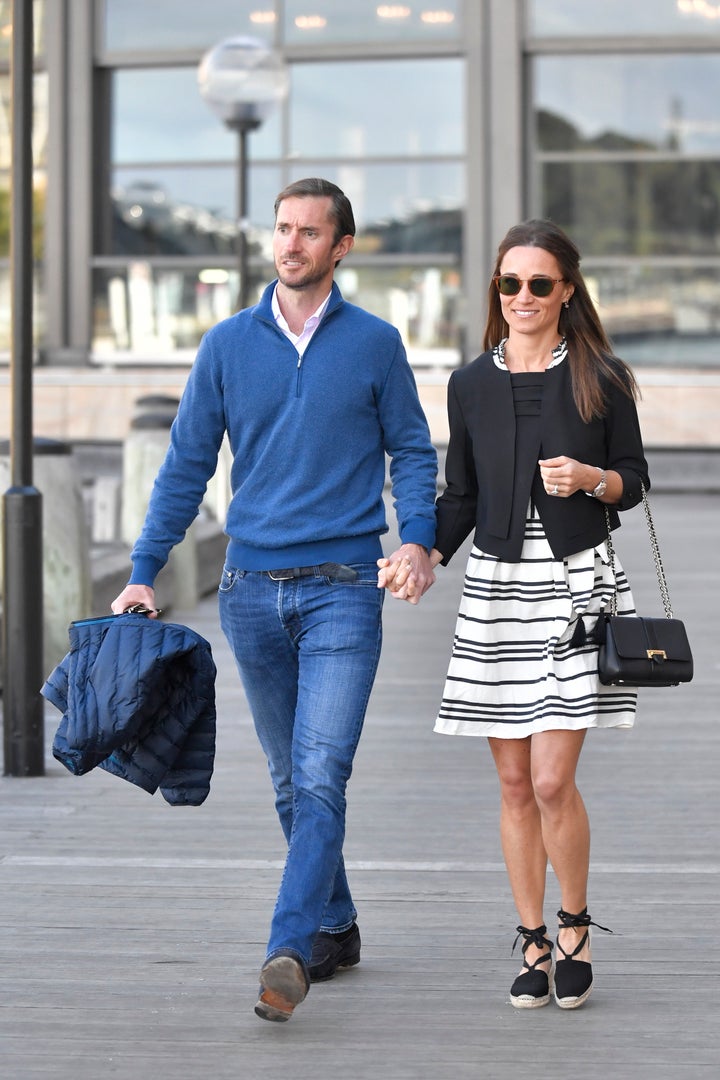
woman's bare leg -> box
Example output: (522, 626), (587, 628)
(488, 736), (550, 972)
(530, 729), (591, 961)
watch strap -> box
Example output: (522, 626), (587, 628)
(585, 467), (607, 498)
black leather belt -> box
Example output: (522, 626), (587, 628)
(265, 562), (358, 582)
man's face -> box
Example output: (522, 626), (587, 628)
(273, 195), (353, 291)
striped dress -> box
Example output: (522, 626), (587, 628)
(435, 345), (638, 739)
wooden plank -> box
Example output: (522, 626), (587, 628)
(1, 493), (718, 1079)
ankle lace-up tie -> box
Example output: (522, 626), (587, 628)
(554, 907), (612, 1010)
(509, 924), (554, 1010)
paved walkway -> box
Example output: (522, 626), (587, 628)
(1, 492), (719, 1080)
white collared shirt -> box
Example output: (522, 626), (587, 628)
(271, 287), (332, 358)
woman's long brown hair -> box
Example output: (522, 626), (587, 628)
(483, 219), (639, 421)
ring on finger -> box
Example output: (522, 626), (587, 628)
(552, 484), (559, 495)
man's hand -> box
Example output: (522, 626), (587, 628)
(377, 543), (435, 604)
(110, 584), (160, 618)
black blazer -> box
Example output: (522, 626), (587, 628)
(434, 350), (650, 563)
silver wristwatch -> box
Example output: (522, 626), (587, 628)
(586, 468), (607, 498)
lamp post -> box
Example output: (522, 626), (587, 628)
(198, 37), (288, 310)
(2, 0), (44, 776)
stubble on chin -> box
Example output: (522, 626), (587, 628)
(276, 267), (325, 291)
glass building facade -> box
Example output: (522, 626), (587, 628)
(1, 1), (720, 440)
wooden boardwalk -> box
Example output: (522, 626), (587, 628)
(1, 492), (718, 1080)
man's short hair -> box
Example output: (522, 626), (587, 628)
(274, 178), (356, 244)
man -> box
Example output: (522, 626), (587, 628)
(112, 178), (437, 1022)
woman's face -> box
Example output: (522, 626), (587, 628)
(496, 245), (575, 340)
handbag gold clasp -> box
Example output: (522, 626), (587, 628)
(647, 649), (667, 661)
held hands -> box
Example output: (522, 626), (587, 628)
(110, 584), (160, 618)
(377, 543), (441, 604)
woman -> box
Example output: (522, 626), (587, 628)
(382, 219), (648, 1010)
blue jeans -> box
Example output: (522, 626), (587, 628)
(218, 562), (384, 964)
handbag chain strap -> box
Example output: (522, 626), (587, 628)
(603, 482), (674, 619)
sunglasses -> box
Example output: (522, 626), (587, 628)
(494, 275), (565, 298)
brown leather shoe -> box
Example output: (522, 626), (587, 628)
(255, 951), (310, 1022)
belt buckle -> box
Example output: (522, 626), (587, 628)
(268, 568), (295, 581)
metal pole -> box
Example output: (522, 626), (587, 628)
(2, 0), (44, 776)
(237, 125), (250, 311)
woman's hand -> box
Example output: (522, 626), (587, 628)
(539, 457), (620, 502)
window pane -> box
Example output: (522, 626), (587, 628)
(284, 0), (460, 43)
(0, 72), (48, 170)
(92, 265), (242, 356)
(0, 72), (47, 260)
(107, 167), (462, 260)
(290, 60), (464, 157)
(334, 265), (463, 357)
(535, 55), (720, 155)
(91, 262), (463, 362)
(107, 165), (281, 256)
(107, 160), (461, 259)
(0, 75), (9, 171)
(113, 68), (282, 165)
(0, 266), (45, 349)
(529, 0), (720, 36)
(0, 174), (6, 258)
(540, 161), (720, 257)
(0, 1), (46, 61)
(583, 265), (720, 368)
(290, 162), (463, 256)
(104, 0), (276, 52)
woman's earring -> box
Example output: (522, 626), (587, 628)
(563, 300), (570, 309)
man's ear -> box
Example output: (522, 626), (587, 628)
(334, 234), (355, 262)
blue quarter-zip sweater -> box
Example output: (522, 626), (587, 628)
(129, 280), (437, 583)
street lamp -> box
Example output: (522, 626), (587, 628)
(2, 0), (44, 776)
(198, 37), (288, 310)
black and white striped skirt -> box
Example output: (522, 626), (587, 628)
(435, 506), (638, 738)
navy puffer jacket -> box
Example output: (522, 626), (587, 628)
(42, 612), (216, 806)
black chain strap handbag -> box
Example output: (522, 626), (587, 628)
(594, 485), (694, 687)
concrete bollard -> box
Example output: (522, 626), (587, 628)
(0, 437), (92, 677)
(120, 395), (180, 545)
(120, 395), (199, 610)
